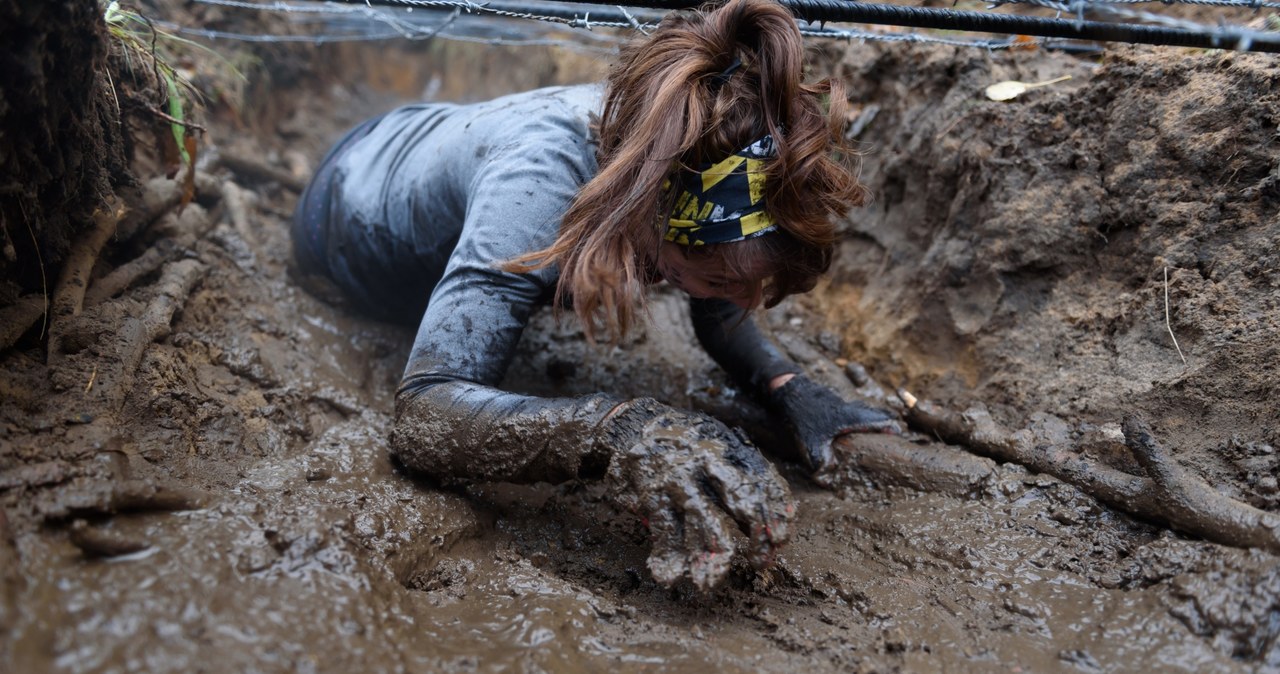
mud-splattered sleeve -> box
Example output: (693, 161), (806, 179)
(391, 139), (619, 485)
(689, 297), (799, 399)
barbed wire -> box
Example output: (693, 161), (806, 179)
(982, 0), (1258, 33)
(160, 16), (1081, 52)
(170, 2), (1102, 52)
(333, 0), (1280, 51)
(157, 18), (625, 52)
(180, 0), (1280, 52)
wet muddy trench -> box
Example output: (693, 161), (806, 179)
(3, 22), (1280, 674)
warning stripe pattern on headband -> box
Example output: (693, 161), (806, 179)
(665, 134), (778, 246)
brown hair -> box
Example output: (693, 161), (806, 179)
(503, 0), (866, 342)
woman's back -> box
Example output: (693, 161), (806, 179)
(319, 84), (602, 319)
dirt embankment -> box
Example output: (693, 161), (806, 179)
(0, 0), (128, 298)
(3, 9), (1280, 673)
(824, 44), (1280, 506)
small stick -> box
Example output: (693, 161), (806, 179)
(222, 181), (257, 246)
(898, 392), (1280, 554)
(1123, 416), (1280, 553)
(141, 103), (207, 133)
(1164, 266), (1188, 365)
(84, 365), (97, 394)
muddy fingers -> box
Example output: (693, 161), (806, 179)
(702, 445), (793, 570)
(604, 401), (793, 590)
(666, 481), (739, 590)
(639, 493), (691, 587)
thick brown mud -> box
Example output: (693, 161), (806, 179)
(3, 23), (1280, 674)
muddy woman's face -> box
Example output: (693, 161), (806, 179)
(655, 241), (768, 309)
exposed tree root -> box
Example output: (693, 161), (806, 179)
(901, 396), (1280, 554)
(0, 178), (226, 354)
(102, 258), (206, 413)
(218, 151), (307, 193)
(46, 197), (125, 360)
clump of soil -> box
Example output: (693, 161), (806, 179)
(3, 13), (1280, 673)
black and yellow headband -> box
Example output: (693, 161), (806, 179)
(665, 134), (778, 246)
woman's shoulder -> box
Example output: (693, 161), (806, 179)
(472, 83), (603, 116)
(463, 84), (602, 141)
(385, 84), (601, 129)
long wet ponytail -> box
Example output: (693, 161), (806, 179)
(504, 0), (865, 343)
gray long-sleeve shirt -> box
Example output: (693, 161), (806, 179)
(297, 84), (796, 483)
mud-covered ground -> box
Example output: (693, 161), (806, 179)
(3, 19), (1280, 674)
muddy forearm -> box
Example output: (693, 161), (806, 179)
(689, 297), (798, 399)
(391, 380), (621, 484)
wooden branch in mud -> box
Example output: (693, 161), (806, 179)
(828, 433), (996, 496)
(904, 399), (1153, 511)
(4, 183), (223, 354)
(902, 397), (1280, 554)
(83, 238), (177, 306)
(219, 151), (307, 193)
(94, 174), (226, 306)
(104, 258), (207, 412)
(1123, 417), (1280, 553)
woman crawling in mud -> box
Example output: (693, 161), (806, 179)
(292, 0), (898, 590)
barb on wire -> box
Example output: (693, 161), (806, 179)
(617, 5), (652, 34)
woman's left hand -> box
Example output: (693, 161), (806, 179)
(769, 374), (901, 473)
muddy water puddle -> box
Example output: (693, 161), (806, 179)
(11, 434), (1262, 672)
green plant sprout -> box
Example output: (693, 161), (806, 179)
(101, 1), (238, 168)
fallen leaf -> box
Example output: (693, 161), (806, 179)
(985, 75), (1073, 102)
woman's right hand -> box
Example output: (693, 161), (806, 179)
(601, 400), (794, 591)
